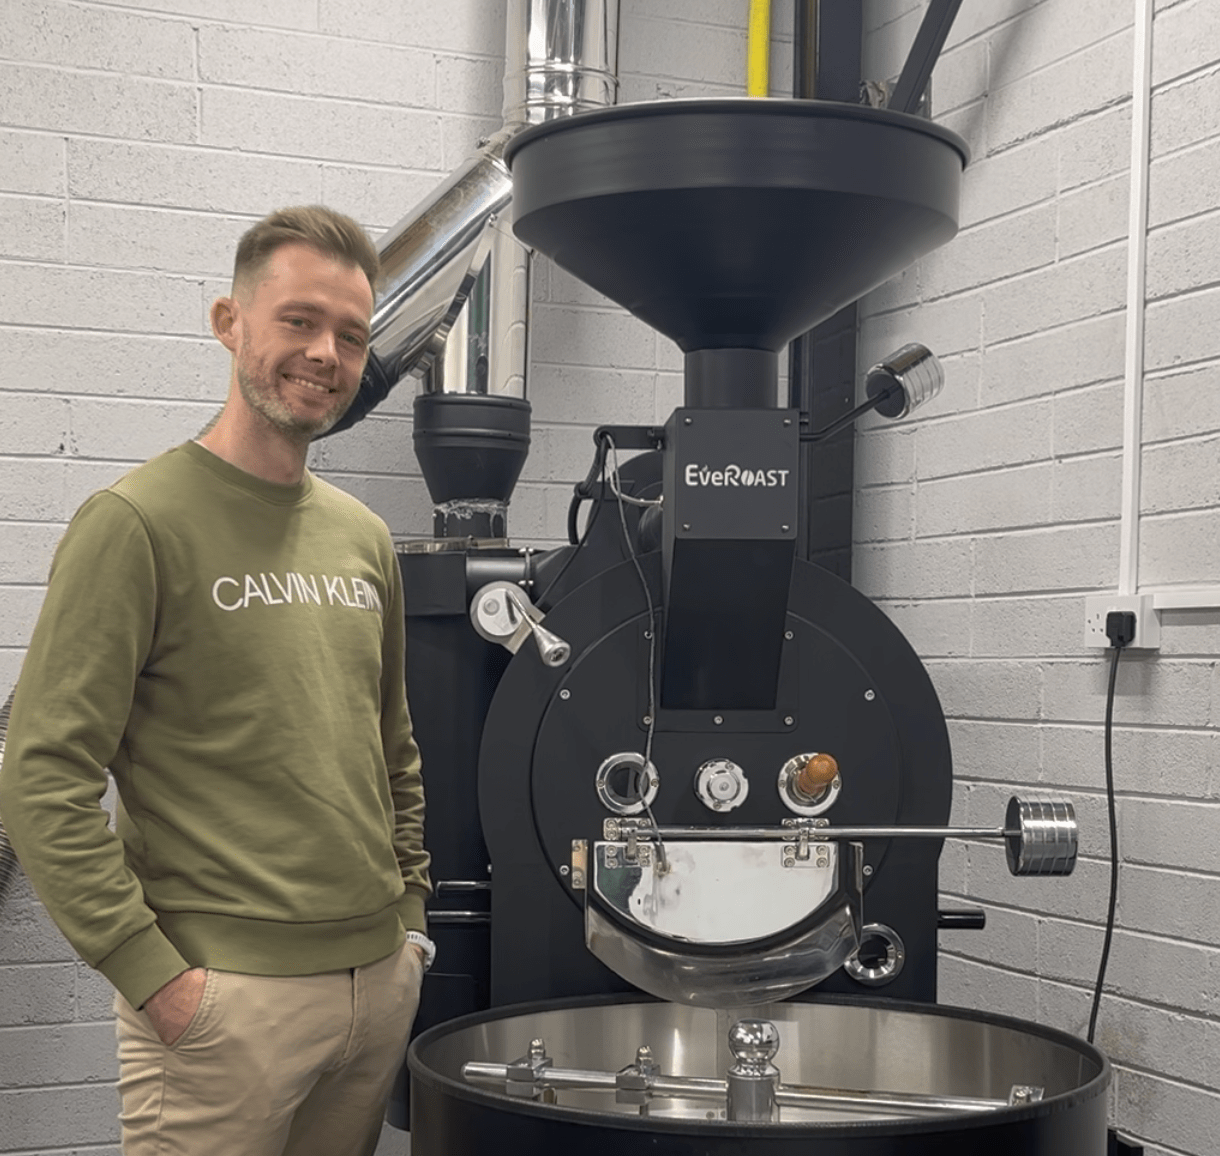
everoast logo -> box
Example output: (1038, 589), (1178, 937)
(684, 464), (791, 488)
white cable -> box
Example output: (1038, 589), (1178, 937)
(607, 453), (663, 507)
(605, 436), (669, 875)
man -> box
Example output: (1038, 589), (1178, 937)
(0, 206), (432, 1155)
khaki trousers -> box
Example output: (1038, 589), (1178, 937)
(114, 943), (422, 1156)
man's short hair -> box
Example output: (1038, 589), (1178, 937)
(233, 205), (380, 296)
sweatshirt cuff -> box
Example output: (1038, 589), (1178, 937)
(95, 923), (191, 1010)
(396, 885), (428, 936)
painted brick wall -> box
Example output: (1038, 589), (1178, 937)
(860, 2), (1220, 1153)
(6, 1), (1218, 1153)
(0, 1), (762, 1151)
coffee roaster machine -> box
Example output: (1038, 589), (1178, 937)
(392, 99), (1110, 1153)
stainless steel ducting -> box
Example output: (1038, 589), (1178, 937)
(371, 0), (621, 398)
(372, 0), (620, 537)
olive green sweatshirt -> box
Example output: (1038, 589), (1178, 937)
(0, 442), (430, 1009)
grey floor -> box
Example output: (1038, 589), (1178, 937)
(376, 1121), (411, 1154)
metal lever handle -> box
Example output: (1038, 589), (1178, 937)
(470, 580), (572, 668)
(504, 589), (571, 667)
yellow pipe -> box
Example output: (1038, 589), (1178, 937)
(747, 0), (771, 97)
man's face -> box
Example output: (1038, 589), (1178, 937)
(227, 242), (374, 440)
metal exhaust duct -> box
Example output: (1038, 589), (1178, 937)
(367, 0), (620, 538)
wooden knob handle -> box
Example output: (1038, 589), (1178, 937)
(797, 753), (839, 796)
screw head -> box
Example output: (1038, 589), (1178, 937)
(863, 865), (874, 877)
(682, 523), (691, 531)
(643, 715), (653, 726)
(559, 864), (570, 876)
(684, 416), (693, 425)
(781, 524), (790, 533)
(784, 630), (794, 640)
(713, 715), (724, 725)
(559, 688), (571, 700)
(784, 715), (795, 726)
(483, 598), (500, 615)
(865, 689), (876, 701)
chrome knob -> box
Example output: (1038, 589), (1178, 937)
(695, 758), (748, 812)
(727, 1019), (780, 1072)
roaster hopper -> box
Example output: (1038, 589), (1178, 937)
(405, 99), (1108, 1152)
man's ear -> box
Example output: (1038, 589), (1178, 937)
(210, 296), (240, 353)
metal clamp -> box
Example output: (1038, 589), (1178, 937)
(506, 1038), (553, 1099)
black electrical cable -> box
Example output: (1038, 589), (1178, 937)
(536, 469), (607, 610)
(564, 433), (613, 545)
(1087, 634), (1127, 1044)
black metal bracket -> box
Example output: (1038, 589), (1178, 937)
(789, 1), (863, 578)
(592, 424), (667, 452)
(1108, 1131), (1144, 1155)
(890, 0), (965, 115)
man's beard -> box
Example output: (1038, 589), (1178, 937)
(236, 351), (354, 441)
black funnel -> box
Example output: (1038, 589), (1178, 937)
(505, 100), (967, 712)
(505, 99), (967, 398)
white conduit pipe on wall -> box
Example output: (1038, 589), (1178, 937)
(1117, 0), (1153, 598)
(1117, 0), (1220, 613)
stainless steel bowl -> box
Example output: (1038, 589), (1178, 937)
(409, 994), (1109, 1154)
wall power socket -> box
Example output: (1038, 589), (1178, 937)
(1083, 594), (1161, 649)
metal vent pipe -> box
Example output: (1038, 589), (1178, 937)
(362, 0), (620, 538)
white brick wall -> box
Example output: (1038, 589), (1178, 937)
(861, 2), (1220, 1153)
(4, 0), (1219, 1152)
(0, 1), (755, 1150)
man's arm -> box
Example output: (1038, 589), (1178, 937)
(0, 493), (191, 1011)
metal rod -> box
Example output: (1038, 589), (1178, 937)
(889, 0), (964, 114)
(642, 825), (1013, 842)
(777, 1083), (1003, 1115)
(649, 1075), (728, 1099)
(463, 1063), (1008, 1115)
(429, 910), (491, 925)
(463, 1063), (619, 1092)
(799, 386), (893, 443)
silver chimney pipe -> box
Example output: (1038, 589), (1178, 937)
(371, 0), (621, 396)
(371, 0), (620, 538)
